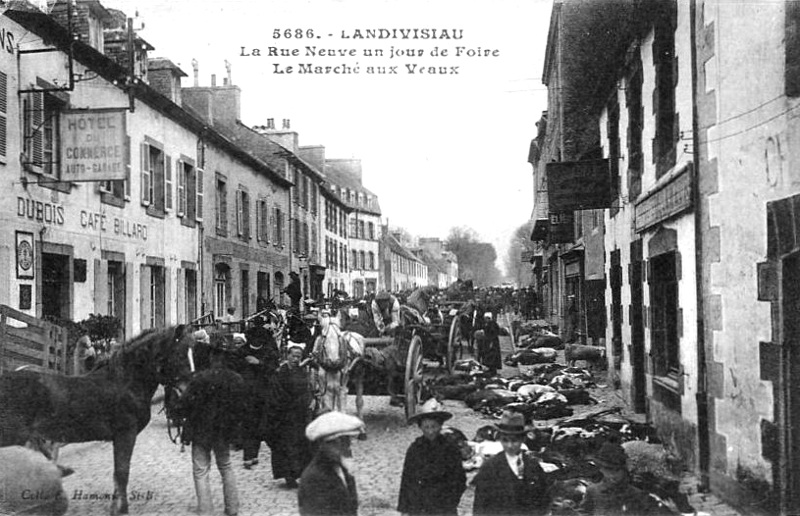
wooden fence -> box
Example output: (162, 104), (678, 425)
(0, 305), (68, 375)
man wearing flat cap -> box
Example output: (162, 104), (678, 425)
(472, 410), (552, 515)
(298, 411), (365, 515)
(397, 398), (466, 516)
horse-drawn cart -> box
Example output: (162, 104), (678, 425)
(347, 299), (469, 421)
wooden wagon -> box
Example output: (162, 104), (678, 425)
(338, 299), (466, 421)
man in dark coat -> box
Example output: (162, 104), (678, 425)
(265, 342), (313, 488)
(176, 344), (247, 516)
(481, 312), (502, 375)
(231, 332), (276, 469)
(472, 411), (552, 516)
(245, 316), (281, 372)
(284, 271), (303, 312)
(298, 411), (365, 516)
(397, 398), (466, 515)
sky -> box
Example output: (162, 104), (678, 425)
(101, 0), (552, 275)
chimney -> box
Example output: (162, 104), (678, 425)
(282, 118), (291, 129)
(147, 58), (187, 105)
(211, 74), (216, 87)
(267, 118), (275, 130)
(192, 59), (198, 87)
(225, 60), (232, 86)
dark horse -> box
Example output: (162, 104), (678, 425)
(0, 325), (196, 515)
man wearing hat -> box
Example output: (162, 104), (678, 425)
(472, 410), (552, 515)
(397, 398), (466, 516)
(298, 411), (365, 515)
(284, 271), (303, 312)
(232, 328), (276, 469)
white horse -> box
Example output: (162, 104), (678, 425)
(312, 311), (366, 419)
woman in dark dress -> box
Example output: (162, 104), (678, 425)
(397, 398), (467, 515)
(265, 342), (313, 487)
(482, 312), (502, 375)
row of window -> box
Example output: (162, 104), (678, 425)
(330, 183), (374, 209)
(350, 218), (376, 240)
(292, 164), (318, 216)
(325, 199), (348, 237)
(324, 238), (378, 272)
(325, 237), (348, 273)
(392, 256), (426, 277)
(293, 216), (318, 259)
(215, 176), (287, 247)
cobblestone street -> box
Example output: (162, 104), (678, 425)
(54, 328), (743, 516)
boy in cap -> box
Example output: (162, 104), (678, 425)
(298, 411), (365, 516)
(397, 398), (466, 516)
(472, 410), (552, 515)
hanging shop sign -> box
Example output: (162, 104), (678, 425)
(547, 159), (613, 211)
(634, 163), (693, 233)
(548, 211), (575, 244)
(16, 231), (34, 279)
(60, 109), (127, 182)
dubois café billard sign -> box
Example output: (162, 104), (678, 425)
(60, 109), (127, 182)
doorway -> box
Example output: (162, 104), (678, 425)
(41, 252), (70, 320)
(783, 251), (800, 513)
(630, 239), (646, 412)
(107, 260), (126, 339)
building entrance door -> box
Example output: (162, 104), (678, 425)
(41, 252), (70, 320)
(630, 239), (646, 413)
(782, 251), (800, 514)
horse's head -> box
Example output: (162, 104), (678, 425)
(318, 309), (341, 333)
(155, 324), (197, 392)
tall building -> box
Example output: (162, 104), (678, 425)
(324, 159), (381, 297)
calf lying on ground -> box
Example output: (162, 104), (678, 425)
(0, 445), (69, 516)
(564, 343), (606, 369)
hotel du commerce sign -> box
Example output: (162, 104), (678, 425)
(60, 109), (127, 182)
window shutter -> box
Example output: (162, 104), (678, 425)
(236, 189), (242, 236)
(242, 192), (250, 238)
(32, 91), (43, 168)
(255, 200), (262, 242)
(262, 199), (270, 243)
(140, 143), (151, 206)
(273, 206), (279, 244)
(0, 71), (7, 160)
(124, 136), (131, 199)
(195, 168), (204, 222)
(165, 155), (174, 212)
(220, 182), (227, 229)
(280, 210), (286, 246)
(176, 159), (185, 217)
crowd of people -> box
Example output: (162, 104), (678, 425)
(164, 274), (676, 516)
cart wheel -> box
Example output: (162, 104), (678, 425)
(404, 334), (425, 421)
(447, 316), (461, 374)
